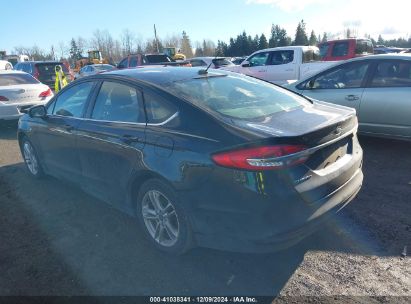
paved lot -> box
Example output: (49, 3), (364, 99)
(0, 122), (410, 297)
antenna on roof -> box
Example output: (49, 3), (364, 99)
(198, 53), (219, 75)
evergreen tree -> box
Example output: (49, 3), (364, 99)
(180, 31), (193, 58)
(309, 30), (317, 46)
(258, 34), (268, 50)
(69, 38), (82, 61)
(377, 34), (384, 45)
(321, 32), (328, 43)
(269, 25), (291, 47)
(294, 20), (309, 45)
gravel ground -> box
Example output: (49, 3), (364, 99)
(0, 122), (410, 298)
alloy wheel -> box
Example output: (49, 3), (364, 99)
(23, 141), (39, 175)
(141, 190), (180, 247)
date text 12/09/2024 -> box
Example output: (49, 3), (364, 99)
(150, 297), (261, 303)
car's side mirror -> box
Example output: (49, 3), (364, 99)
(241, 62), (250, 67)
(28, 105), (47, 119)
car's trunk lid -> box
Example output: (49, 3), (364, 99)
(0, 84), (49, 104)
(230, 101), (357, 147)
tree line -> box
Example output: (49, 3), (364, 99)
(11, 20), (411, 65)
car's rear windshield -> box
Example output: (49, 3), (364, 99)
(212, 58), (233, 67)
(94, 64), (115, 71)
(36, 63), (69, 74)
(165, 73), (309, 120)
(145, 55), (172, 63)
(0, 73), (39, 86)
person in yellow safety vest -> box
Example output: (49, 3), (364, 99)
(54, 65), (68, 93)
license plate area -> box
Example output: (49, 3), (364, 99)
(305, 136), (352, 170)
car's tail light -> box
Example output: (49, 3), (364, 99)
(212, 145), (308, 170)
(0, 96), (9, 102)
(39, 88), (52, 97)
(33, 66), (40, 79)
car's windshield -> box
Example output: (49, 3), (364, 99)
(0, 73), (39, 86)
(165, 73), (309, 120)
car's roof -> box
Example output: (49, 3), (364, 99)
(347, 53), (411, 61)
(104, 67), (228, 85)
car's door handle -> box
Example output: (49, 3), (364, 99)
(345, 95), (360, 101)
(121, 134), (140, 144)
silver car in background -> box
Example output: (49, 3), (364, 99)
(286, 54), (411, 141)
(0, 70), (53, 121)
(75, 64), (115, 79)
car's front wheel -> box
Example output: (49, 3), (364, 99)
(136, 179), (194, 255)
(21, 137), (43, 178)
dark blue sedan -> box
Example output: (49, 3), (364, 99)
(18, 67), (363, 254)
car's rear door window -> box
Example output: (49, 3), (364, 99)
(52, 82), (94, 117)
(370, 61), (411, 87)
(268, 50), (294, 65)
(91, 81), (144, 123)
(332, 41), (349, 57)
(143, 91), (178, 124)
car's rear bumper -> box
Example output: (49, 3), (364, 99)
(193, 167), (363, 253)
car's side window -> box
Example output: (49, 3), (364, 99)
(248, 52), (269, 67)
(310, 62), (370, 89)
(118, 58), (128, 69)
(268, 50), (294, 65)
(129, 56), (138, 68)
(53, 82), (94, 117)
(143, 91), (178, 124)
(370, 61), (411, 87)
(47, 100), (56, 115)
(332, 41), (349, 57)
(91, 81), (144, 123)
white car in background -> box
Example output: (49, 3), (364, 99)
(222, 46), (336, 85)
(0, 60), (13, 70)
(0, 70), (53, 121)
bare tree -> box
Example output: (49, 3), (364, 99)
(58, 41), (68, 59)
(121, 29), (135, 55)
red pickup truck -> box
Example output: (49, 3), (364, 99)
(318, 38), (374, 61)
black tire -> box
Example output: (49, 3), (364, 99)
(136, 179), (194, 255)
(20, 136), (44, 179)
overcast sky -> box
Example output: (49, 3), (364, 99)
(1, 0), (409, 53)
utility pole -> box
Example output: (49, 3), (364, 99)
(154, 24), (160, 53)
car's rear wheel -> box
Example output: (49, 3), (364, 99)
(21, 137), (43, 178)
(136, 179), (194, 254)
